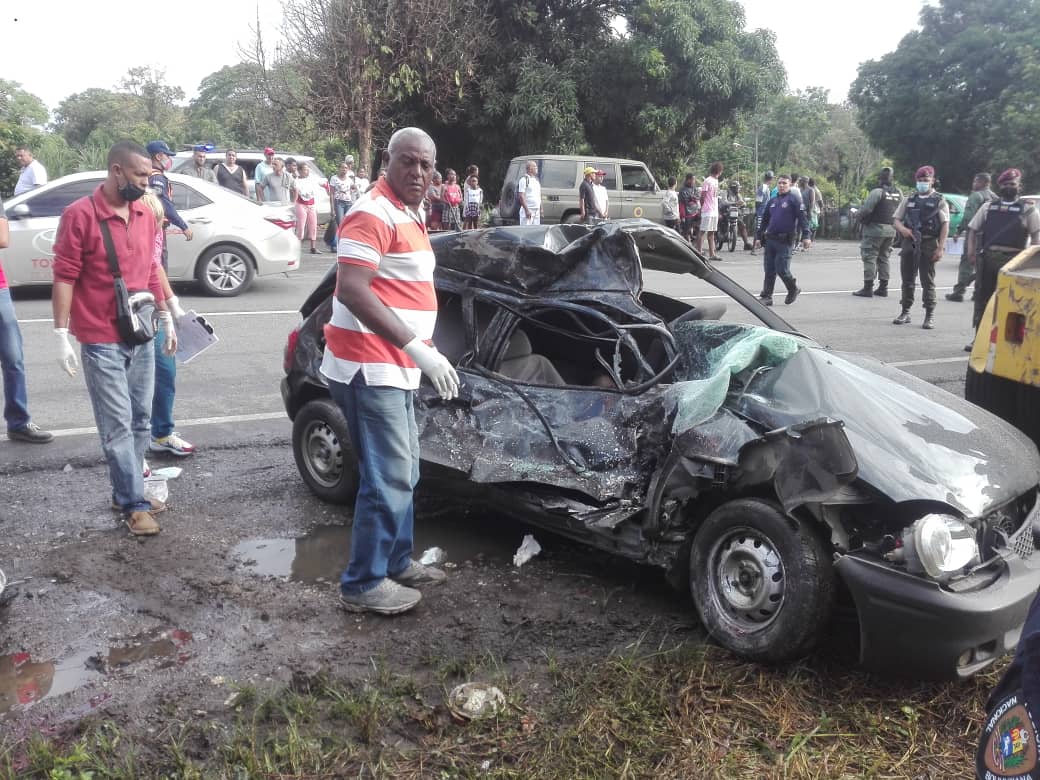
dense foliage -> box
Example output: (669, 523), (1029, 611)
(2, 0), (888, 206)
(850, 0), (1040, 192)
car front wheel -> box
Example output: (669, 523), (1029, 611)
(291, 397), (359, 504)
(196, 244), (256, 296)
(689, 498), (834, 663)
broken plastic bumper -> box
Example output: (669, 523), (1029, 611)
(835, 552), (1040, 679)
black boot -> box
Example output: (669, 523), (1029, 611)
(874, 280), (889, 297)
(892, 308), (911, 325)
(758, 291), (773, 307)
(783, 277), (801, 305)
(945, 288), (964, 302)
(852, 281), (873, 297)
(922, 309), (936, 329)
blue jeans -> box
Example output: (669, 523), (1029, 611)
(81, 341), (155, 513)
(329, 375), (419, 594)
(331, 201), (353, 250)
(151, 322), (177, 439)
(0, 288), (30, 432)
(762, 236), (795, 295)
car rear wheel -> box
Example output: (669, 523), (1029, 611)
(965, 366), (1017, 424)
(292, 397), (359, 504)
(196, 244), (256, 296)
(689, 498), (834, 663)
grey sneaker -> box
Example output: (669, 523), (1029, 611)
(392, 559), (447, 586)
(7, 422), (53, 443)
(339, 579), (421, 615)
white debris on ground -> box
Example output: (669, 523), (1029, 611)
(512, 534), (542, 567)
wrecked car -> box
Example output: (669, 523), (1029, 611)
(281, 221), (1040, 679)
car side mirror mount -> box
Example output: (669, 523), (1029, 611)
(9, 203), (30, 220)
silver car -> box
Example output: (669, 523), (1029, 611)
(1, 172), (301, 296)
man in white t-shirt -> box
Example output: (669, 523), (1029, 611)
(697, 161), (723, 259)
(593, 169), (609, 220)
(14, 146), (47, 195)
(517, 160), (541, 225)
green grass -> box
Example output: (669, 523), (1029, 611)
(0, 642), (999, 779)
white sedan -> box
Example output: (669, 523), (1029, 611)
(1, 172), (301, 296)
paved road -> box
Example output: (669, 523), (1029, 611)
(2, 238), (976, 464)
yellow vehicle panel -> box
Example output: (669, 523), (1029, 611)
(969, 245), (1040, 386)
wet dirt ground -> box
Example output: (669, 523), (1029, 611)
(0, 425), (700, 743)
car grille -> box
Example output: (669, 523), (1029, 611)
(981, 490), (1038, 560)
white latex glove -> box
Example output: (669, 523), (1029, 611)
(54, 328), (78, 377)
(158, 311), (178, 356)
(166, 295), (186, 320)
(402, 338), (459, 400)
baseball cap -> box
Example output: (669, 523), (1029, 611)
(263, 146), (275, 155)
(583, 166), (596, 176)
(764, 170), (774, 180)
(146, 140), (176, 157)
(344, 154), (355, 164)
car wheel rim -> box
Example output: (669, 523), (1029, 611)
(206, 253), (248, 292)
(708, 527), (785, 631)
(302, 420), (342, 488)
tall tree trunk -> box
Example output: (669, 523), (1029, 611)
(359, 102), (373, 175)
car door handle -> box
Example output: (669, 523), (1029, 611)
(188, 217), (211, 224)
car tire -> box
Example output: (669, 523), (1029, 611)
(292, 397), (359, 505)
(689, 498), (834, 663)
(965, 366), (1018, 424)
(195, 243), (256, 297)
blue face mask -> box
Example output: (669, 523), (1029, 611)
(916, 182), (930, 194)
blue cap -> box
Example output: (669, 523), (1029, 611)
(146, 140), (176, 157)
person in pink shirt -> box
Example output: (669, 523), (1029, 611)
(697, 161), (724, 261)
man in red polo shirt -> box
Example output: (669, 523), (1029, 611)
(51, 140), (177, 537)
(321, 127), (458, 615)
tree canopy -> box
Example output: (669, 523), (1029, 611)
(849, 0), (1040, 192)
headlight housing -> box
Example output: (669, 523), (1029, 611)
(903, 514), (980, 580)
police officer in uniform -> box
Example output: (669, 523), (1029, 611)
(754, 174), (811, 306)
(947, 172), (995, 302)
(966, 168), (1040, 330)
(976, 588), (1040, 780)
(853, 167), (901, 297)
(892, 165), (949, 329)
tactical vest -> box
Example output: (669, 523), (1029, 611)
(868, 185), (902, 225)
(981, 201), (1032, 252)
(903, 192), (944, 237)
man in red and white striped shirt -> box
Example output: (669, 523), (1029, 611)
(321, 127), (459, 615)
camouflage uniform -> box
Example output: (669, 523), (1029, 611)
(949, 186), (995, 299)
(857, 184), (902, 292)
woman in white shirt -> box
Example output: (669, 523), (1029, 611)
(293, 163), (320, 253)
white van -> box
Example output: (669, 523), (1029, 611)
(494, 154), (662, 225)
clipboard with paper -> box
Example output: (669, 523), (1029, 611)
(174, 311), (219, 364)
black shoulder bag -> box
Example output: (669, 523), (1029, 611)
(92, 197), (158, 346)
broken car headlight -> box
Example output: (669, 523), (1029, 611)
(903, 514), (979, 579)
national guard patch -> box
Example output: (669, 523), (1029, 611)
(977, 691), (1039, 779)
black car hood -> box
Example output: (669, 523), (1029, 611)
(736, 347), (1040, 517)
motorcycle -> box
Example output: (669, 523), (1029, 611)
(717, 201), (744, 252)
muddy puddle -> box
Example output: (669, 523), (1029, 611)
(233, 514), (533, 582)
(0, 628), (193, 716)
